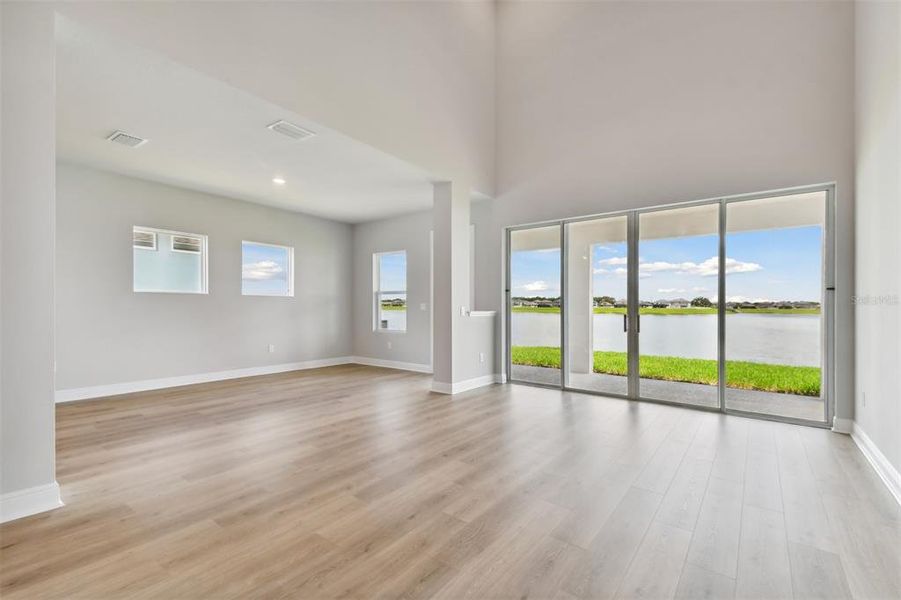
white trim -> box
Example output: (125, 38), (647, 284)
(55, 357), (354, 402)
(832, 416), (853, 434)
(351, 356), (432, 374)
(1, 482), (63, 523)
(431, 374), (499, 395)
(851, 422), (901, 507)
(468, 310), (497, 317)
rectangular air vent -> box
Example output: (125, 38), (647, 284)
(267, 120), (316, 141)
(107, 130), (148, 148)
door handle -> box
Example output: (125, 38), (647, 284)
(637, 314), (640, 333)
(623, 314), (628, 332)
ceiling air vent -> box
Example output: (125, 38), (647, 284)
(267, 120), (316, 141)
(107, 130), (148, 148)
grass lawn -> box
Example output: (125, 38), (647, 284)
(510, 346), (821, 397)
(511, 306), (820, 315)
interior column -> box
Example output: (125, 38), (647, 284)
(431, 180), (471, 392)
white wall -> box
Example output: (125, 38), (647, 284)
(55, 164), (353, 392)
(352, 210), (432, 370)
(854, 0), (901, 473)
(0, 2), (60, 517)
(54, 1), (496, 196)
(476, 0), (856, 419)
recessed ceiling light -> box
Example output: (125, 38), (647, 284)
(272, 177), (286, 185)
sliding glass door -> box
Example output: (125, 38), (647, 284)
(505, 185), (833, 425)
(724, 191), (829, 421)
(508, 225), (562, 386)
(638, 204), (720, 408)
(564, 215), (631, 396)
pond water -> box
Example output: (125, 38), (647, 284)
(511, 313), (820, 367)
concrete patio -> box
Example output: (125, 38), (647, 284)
(511, 365), (825, 422)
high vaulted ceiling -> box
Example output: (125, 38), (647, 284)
(55, 18), (436, 224)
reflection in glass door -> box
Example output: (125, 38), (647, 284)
(638, 204), (720, 408)
(564, 215), (630, 396)
(724, 191), (828, 422)
(508, 225), (562, 386)
(505, 185), (832, 425)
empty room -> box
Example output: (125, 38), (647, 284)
(1, 1), (899, 599)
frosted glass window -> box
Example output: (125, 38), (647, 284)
(133, 227), (207, 294)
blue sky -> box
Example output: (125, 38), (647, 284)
(242, 242), (291, 295)
(511, 225), (823, 302)
(378, 251), (407, 293)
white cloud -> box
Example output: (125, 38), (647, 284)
(521, 280), (549, 292)
(658, 288), (686, 294)
(596, 245), (618, 253)
(727, 295), (771, 303)
(242, 260), (284, 280)
(692, 286), (710, 292)
(595, 256), (762, 279)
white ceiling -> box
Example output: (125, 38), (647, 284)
(55, 18), (436, 224)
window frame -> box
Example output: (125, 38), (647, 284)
(133, 229), (157, 251)
(241, 240), (295, 298)
(373, 250), (407, 333)
(133, 226), (209, 295)
(170, 234), (204, 254)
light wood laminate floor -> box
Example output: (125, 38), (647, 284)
(1, 365), (898, 599)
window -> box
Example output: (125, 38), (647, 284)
(242, 241), (294, 297)
(374, 251), (406, 331)
(133, 230), (157, 250)
(171, 235), (202, 253)
(133, 226), (207, 294)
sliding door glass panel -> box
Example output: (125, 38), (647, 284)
(564, 216), (629, 395)
(509, 225), (562, 386)
(724, 192), (827, 421)
(638, 204), (720, 407)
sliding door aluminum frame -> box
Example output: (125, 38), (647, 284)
(505, 182), (836, 428)
(505, 223), (567, 390)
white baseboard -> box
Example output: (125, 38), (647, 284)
(431, 373), (501, 395)
(55, 357), (354, 403)
(832, 416), (853, 434)
(351, 356), (432, 374)
(1, 481), (63, 523)
(851, 422), (901, 507)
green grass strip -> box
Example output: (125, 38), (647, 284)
(511, 307), (819, 315)
(510, 346), (821, 397)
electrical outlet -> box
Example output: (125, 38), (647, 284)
(268, 344), (275, 353)
(420, 302), (427, 311)
(387, 341), (392, 350)
(479, 352), (485, 364)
